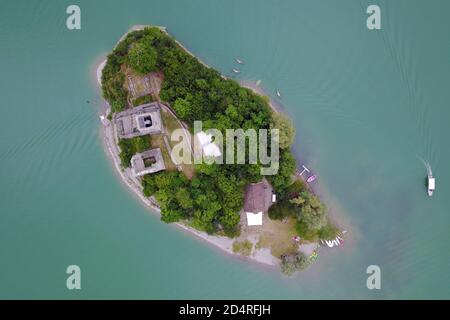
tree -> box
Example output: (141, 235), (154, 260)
(128, 41), (157, 75)
(280, 255), (296, 275)
(280, 253), (312, 275)
(268, 150), (296, 192)
(297, 194), (327, 230)
(176, 188), (193, 209)
(290, 195), (306, 206)
(173, 98), (193, 120)
(160, 207), (185, 223)
(270, 112), (295, 149)
(294, 252), (311, 270)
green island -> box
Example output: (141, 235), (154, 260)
(100, 26), (341, 275)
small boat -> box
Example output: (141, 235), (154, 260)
(276, 89), (281, 97)
(428, 175), (435, 196)
(256, 79), (261, 86)
(232, 68), (240, 74)
(235, 58), (244, 64)
(307, 174), (317, 183)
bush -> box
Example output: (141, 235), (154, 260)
(132, 95), (154, 106)
(232, 240), (253, 256)
(280, 252), (312, 275)
(295, 221), (319, 241)
(118, 137), (151, 167)
(317, 221), (340, 240)
(280, 256), (296, 275)
(128, 40), (157, 75)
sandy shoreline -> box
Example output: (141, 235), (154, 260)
(94, 26), (281, 266)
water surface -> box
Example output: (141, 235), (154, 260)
(0, 0), (449, 299)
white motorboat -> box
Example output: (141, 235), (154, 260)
(235, 58), (243, 64)
(428, 175), (435, 196)
(232, 68), (240, 74)
(276, 89), (281, 97)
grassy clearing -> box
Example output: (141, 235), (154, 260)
(256, 217), (299, 258)
(232, 240), (253, 256)
(132, 94), (154, 106)
(161, 109), (195, 179)
(149, 134), (177, 171)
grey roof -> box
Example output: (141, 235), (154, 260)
(243, 179), (273, 213)
(114, 102), (163, 139)
(131, 148), (166, 177)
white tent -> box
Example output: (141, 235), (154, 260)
(246, 211), (263, 226)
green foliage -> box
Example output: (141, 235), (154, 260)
(280, 252), (312, 275)
(267, 150), (296, 193)
(101, 61), (128, 112)
(128, 40), (157, 75)
(270, 112), (295, 149)
(132, 95), (154, 106)
(104, 27), (325, 240)
(293, 252), (311, 270)
(175, 188), (193, 209)
(295, 192), (327, 231)
(268, 202), (295, 220)
(232, 240), (253, 256)
(173, 98), (193, 120)
(295, 221), (319, 241)
(317, 221), (340, 240)
(118, 137), (151, 167)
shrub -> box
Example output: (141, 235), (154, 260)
(232, 240), (253, 256)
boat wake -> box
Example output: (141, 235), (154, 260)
(416, 154), (432, 176)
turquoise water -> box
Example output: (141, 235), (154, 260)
(1, 0), (449, 299)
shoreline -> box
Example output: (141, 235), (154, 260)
(94, 25), (344, 269)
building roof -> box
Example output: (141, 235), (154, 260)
(243, 179), (273, 214)
(114, 102), (163, 139)
(246, 212), (263, 226)
(130, 148), (166, 177)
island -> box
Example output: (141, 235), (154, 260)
(96, 25), (343, 275)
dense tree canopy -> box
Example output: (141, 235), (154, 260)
(101, 27), (328, 238)
(280, 252), (312, 275)
(128, 41), (157, 75)
(270, 112), (296, 149)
